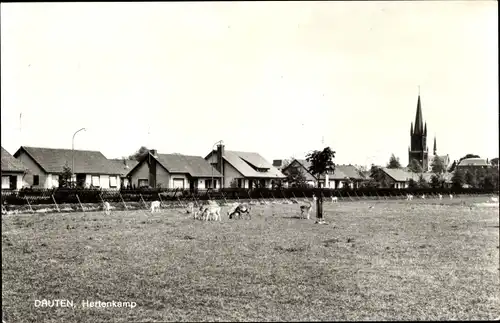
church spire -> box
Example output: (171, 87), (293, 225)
(433, 136), (437, 155)
(410, 122), (413, 135)
(414, 94), (424, 135)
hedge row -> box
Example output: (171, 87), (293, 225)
(1, 187), (498, 206)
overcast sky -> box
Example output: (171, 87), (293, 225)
(1, 1), (498, 167)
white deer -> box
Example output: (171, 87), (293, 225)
(103, 201), (111, 215)
(150, 200), (161, 213)
(300, 195), (317, 220)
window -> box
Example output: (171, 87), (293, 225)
(237, 179), (242, 188)
(33, 175), (40, 186)
(109, 176), (117, 188)
(91, 175), (100, 187)
(138, 179), (148, 188)
(2, 176), (9, 189)
(52, 175), (59, 188)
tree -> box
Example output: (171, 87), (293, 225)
(417, 174), (430, 188)
(464, 171), (478, 188)
(408, 158), (423, 173)
(451, 169), (466, 188)
(285, 166), (308, 187)
(448, 160), (458, 173)
(129, 146), (150, 161)
(387, 154), (401, 169)
(305, 147), (336, 222)
(369, 165), (390, 188)
(408, 178), (418, 189)
(491, 157), (499, 167)
(59, 164), (74, 188)
(430, 174), (443, 188)
(431, 156), (446, 174)
(281, 157), (295, 169)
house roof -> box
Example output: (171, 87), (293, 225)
(381, 168), (415, 182)
(457, 158), (489, 167)
(333, 165), (365, 180)
(282, 159), (317, 181)
(382, 167), (453, 183)
(1, 146), (26, 173)
(220, 150), (285, 179)
(108, 159), (139, 177)
(153, 153), (223, 178)
(14, 146), (121, 175)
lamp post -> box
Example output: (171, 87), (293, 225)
(72, 128), (86, 186)
(211, 140), (223, 190)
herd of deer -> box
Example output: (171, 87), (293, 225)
(96, 194), (500, 219)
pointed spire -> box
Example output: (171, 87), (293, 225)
(410, 122), (413, 135)
(433, 136), (437, 155)
(424, 122), (427, 136)
(414, 94), (424, 134)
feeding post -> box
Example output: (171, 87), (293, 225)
(305, 147), (336, 224)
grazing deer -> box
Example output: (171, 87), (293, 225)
(406, 194), (414, 201)
(331, 196), (338, 203)
(228, 203), (251, 219)
(150, 200), (161, 213)
(103, 201), (111, 215)
(300, 195), (317, 220)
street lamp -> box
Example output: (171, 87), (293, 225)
(211, 140), (223, 190)
(72, 128), (86, 186)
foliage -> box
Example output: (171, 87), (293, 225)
(387, 154), (401, 169)
(129, 146), (150, 161)
(417, 174), (430, 188)
(451, 169), (466, 188)
(464, 171), (478, 188)
(490, 158), (499, 167)
(408, 159), (423, 173)
(448, 160), (457, 173)
(285, 165), (308, 188)
(431, 156), (446, 174)
(59, 164), (74, 188)
(430, 174), (444, 188)
(229, 179), (238, 188)
(369, 165), (392, 188)
(408, 178), (418, 189)
(305, 147), (336, 183)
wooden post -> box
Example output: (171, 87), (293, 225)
(221, 191), (228, 205)
(76, 194), (85, 213)
(25, 197), (34, 213)
(119, 192), (128, 210)
(51, 194), (60, 213)
(158, 193), (164, 208)
(316, 192), (323, 222)
(140, 194), (148, 209)
(177, 197), (185, 208)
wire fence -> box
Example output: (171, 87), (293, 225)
(2, 187), (498, 208)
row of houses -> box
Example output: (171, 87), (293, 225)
(1, 144), (493, 191)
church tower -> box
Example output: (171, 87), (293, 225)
(408, 93), (429, 170)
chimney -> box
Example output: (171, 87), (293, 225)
(217, 144), (224, 187)
(273, 159), (283, 168)
(150, 149), (158, 157)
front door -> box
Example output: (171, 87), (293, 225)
(9, 175), (17, 190)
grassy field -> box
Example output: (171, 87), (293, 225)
(2, 196), (499, 322)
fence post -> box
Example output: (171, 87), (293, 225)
(346, 191), (353, 202)
(158, 193), (164, 208)
(24, 197), (34, 213)
(51, 194), (60, 213)
(140, 194), (148, 209)
(316, 191), (324, 223)
(75, 194), (85, 213)
(119, 192), (128, 210)
(177, 197), (185, 208)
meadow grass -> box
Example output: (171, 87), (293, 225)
(2, 196), (499, 322)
